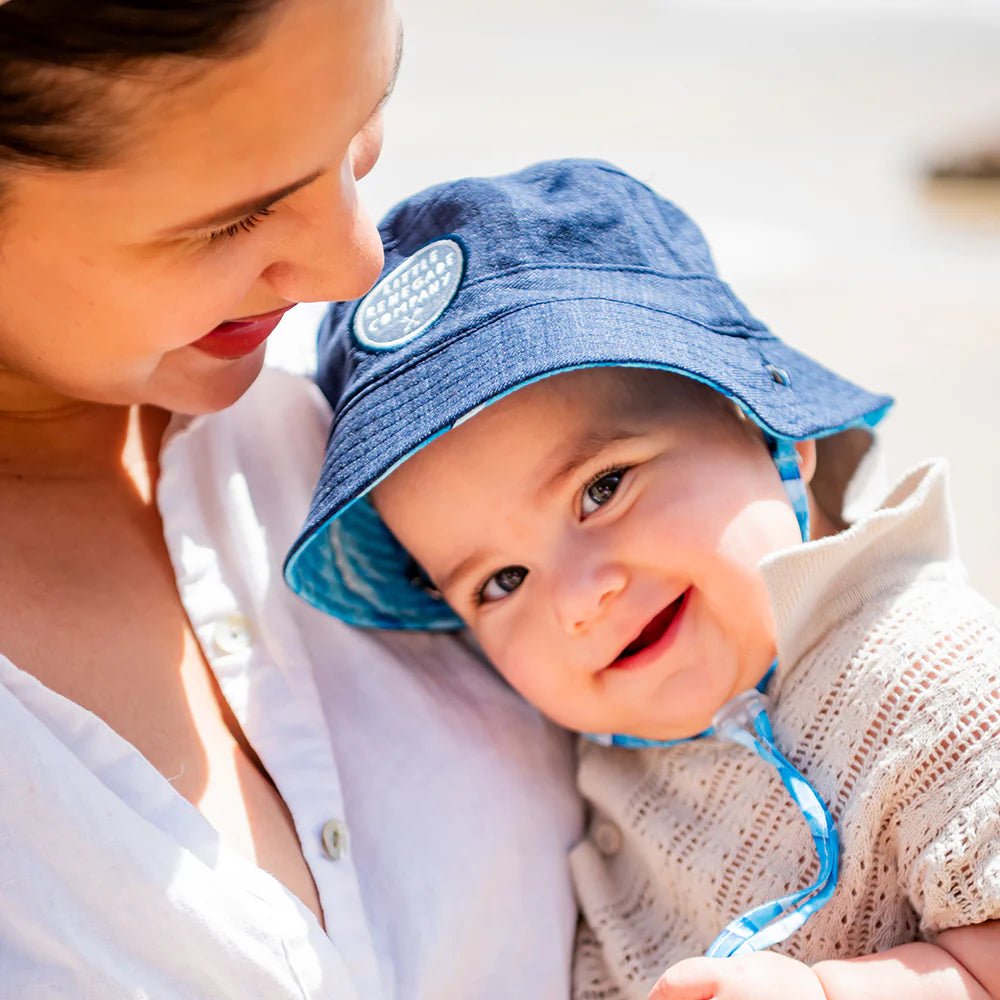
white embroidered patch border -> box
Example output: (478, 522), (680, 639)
(352, 238), (464, 350)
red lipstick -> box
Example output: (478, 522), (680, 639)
(191, 305), (292, 360)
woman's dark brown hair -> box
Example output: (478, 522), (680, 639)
(0, 0), (280, 173)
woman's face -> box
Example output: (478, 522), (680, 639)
(0, 0), (399, 414)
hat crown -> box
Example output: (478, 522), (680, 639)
(382, 159), (717, 280)
(318, 160), (746, 423)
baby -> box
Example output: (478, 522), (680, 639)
(285, 160), (1000, 999)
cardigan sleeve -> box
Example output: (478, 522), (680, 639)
(886, 584), (1000, 935)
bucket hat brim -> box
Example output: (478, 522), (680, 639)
(284, 292), (891, 629)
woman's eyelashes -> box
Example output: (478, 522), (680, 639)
(581, 466), (628, 517)
(478, 565), (529, 604)
(206, 206), (276, 243)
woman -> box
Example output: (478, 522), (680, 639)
(0, 2), (581, 996)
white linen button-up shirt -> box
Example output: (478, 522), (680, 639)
(0, 366), (583, 999)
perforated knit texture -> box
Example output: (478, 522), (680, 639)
(570, 462), (1000, 1000)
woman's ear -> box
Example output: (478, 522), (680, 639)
(794, 438), (818, 484)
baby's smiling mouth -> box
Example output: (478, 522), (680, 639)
(613, 591), (689, 664)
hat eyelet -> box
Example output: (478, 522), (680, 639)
(766, 365), (791, 387)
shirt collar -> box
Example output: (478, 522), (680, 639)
(761, 458), (960, 681)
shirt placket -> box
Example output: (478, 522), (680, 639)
(162, 426), (386, 1000)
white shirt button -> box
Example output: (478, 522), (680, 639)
(212, 614), (254, 655)
(321, 818), (349, 861)
(593, 820), (623, 856)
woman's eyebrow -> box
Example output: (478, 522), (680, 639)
(160, 170), (325, 236)
(160, 22), (403, 239)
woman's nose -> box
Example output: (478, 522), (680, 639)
(551, 552), (628, 634)
(260, 157), (385, 304)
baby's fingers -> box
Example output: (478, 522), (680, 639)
(647, 952), (827, 1000)
(647, 957), (733, 1000)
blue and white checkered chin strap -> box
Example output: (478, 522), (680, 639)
(586, 437), (840, 958)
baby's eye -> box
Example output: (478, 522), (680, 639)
(581, 468), (626, 517)
(480, 565), (528, 604)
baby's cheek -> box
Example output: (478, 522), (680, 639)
(483, 631), (542, 696)
(480, 633), (519, 678)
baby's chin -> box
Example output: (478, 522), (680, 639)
(595, 717), (714, 743)
(567, 675), (772, 743)
(531, 704), (710, 743)
(554, 689), (732, 742)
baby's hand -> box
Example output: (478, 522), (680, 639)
(647, 952), (828, 1000)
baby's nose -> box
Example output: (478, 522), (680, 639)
(552, 559), (628, 634)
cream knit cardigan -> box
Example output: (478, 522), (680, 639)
(571, 460), (1000, 1000)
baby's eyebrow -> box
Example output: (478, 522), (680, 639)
(538, 428), (641, 500)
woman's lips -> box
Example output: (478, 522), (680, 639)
(191, 305), (293, 360)
(605, 589), (691, 672)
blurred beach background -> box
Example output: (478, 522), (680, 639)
(271, 0), (1000, 602)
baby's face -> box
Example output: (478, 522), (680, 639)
(373, 368), (812, 740)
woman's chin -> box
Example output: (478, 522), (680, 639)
(151, 347), (268, 415)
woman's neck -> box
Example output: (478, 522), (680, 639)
(0, 371), (170, 499)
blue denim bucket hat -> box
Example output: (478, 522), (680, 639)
(284, 159), (893, 629)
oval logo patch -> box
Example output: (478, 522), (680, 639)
(353, 238), (464, 350)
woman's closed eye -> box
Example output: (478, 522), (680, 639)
(581, 467), (628, 517)
(207, 206), (275, 243)
(478, 565), (529, 604)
